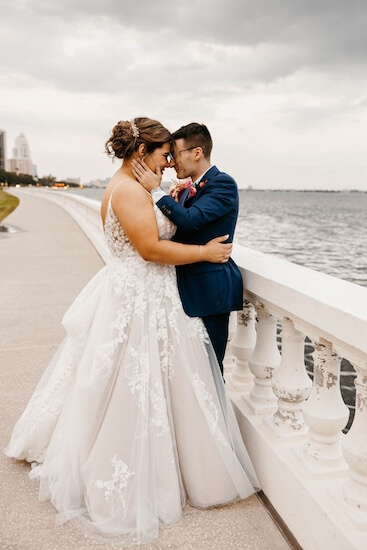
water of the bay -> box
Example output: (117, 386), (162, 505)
(236, 190), (367, 288)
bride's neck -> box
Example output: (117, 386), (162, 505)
(118, 161), (136, 182)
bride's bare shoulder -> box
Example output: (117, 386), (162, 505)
(101, 178), (150, 223)
(112, 179), (151, 206)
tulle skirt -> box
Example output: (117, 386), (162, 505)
(5, 256), (259, 546)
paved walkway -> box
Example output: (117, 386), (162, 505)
(0, 190), (293, 550)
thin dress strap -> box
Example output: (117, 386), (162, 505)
(109, 179), (152, 203)
(104, 180), (129, 228)
(106, 180), (152, 226)
(108, 179), (129, 204)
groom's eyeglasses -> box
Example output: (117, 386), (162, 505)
(169, 145), (201, 160)
(177, 146), (201, 154)
(172, 145), (200, 158)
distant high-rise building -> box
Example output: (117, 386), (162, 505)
(0, 129), (6, 171)
(8, 133), (37, 177)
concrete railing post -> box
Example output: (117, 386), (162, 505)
(228, 301), (256, 391)
(242, 306), (280, 414)
(302, 339), (349, 470)
(271, 318), (312, 436)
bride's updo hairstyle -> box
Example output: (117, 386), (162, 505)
(105, 117), (171, 160)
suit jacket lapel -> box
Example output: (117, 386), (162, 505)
(179, 188), (190, 205)
(184, 166), (220, 205)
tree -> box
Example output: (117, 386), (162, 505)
(38, 174), (56, 186)
(0, 170), (37, 186)
(16, 173), (36, 185)
(0, 168), (7, 183)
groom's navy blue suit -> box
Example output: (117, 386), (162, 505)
(156, 165), (243, 371)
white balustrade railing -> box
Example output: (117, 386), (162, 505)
(230, 244), (367, 550)
(16, 189), (367, 549)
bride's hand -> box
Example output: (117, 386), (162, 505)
(202, 235), (233, 263)
(132, 159), (162, 192)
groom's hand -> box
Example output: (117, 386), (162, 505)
(132, 159), (162, 192)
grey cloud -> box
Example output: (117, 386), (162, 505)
(1, 0), (367, 98)
(23, 0), (367, 59)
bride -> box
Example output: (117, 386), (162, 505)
(5, 117), (259, 546)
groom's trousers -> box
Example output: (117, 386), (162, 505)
(202, 312), (230, 376)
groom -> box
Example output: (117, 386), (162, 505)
(136, 122), (243, 374)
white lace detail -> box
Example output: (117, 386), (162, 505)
(149, 381), (170, 437)
(9, 340), (77, 462)
(28, 342), (76, 434)
(124, 343), (170, 438)
(92, 339), (119, 379)
(125, 341), (150, 411)
(187, 317), (210, 351)
(192, 373), (227, 445)
(104, 189), (176, 259)
(95, 455), (135, 515)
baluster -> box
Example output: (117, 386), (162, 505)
(228, 301), (256, 392)
(243, 306), (280, 414)
(271, 318), (312, 436)
(341, 360), (367, 513)
(302, 339), (349, 470)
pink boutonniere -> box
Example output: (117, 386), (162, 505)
(169, 178), (193, 202)
(169, 178), (208, 202)
(188, 184), (197, 197)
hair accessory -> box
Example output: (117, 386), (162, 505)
(130, 119), (139, 138)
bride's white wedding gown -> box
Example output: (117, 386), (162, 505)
(5, 187), (259, 546)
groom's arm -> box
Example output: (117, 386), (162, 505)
(154, 177), (238, 233)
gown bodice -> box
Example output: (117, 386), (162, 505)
(104, 190), (176, 260)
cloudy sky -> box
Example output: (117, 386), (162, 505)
(1, 0), (367, 189)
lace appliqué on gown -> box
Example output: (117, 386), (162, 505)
(95, 455), (135, 515)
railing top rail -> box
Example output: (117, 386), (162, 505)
(233, 244), (367, 362)
(37, 188), (101, 210)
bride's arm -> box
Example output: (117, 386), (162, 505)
(111, 182), (232, 266)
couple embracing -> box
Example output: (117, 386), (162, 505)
(5, 118), (259, 546)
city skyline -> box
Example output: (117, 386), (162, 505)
(1, 1), (367, 189)
(1, 131), (37, 178)
(8, 133), (37, 178)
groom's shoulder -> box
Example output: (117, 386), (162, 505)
(210, 166), (237, 188)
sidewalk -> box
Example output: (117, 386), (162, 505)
(0, 190), (293, 550)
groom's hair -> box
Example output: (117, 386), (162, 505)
(172, 123), (212, 159)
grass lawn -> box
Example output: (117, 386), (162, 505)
(0, 190), (20, 222)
